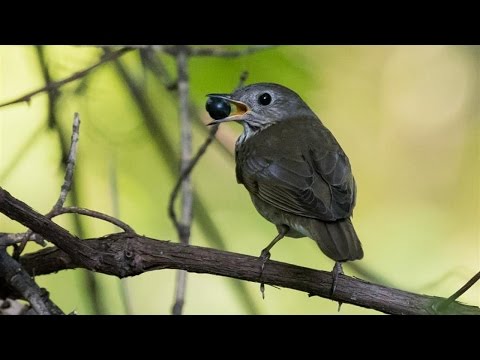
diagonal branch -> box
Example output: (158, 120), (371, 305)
(13, 113), (81, 256)
(435, 270), (480, 312)
(0, 48), (133, 109)
(0, 248), (64, 315)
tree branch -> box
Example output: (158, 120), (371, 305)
(0, 185), (478, 315)
(0, 248), (63, 315)
(17, 232), (479, 315)
(435, 270), (480, 312)
(170, 45), (193, 315)
(50, 113), (80, 212)
(52, 207), (135, 234)
(0, 187), (99, 268)
(0, 48), (133, 109)
(121, 45), (275, 58)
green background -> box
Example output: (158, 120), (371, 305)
(0, 45), (478, 314)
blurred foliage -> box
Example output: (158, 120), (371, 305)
(0, 45), (478, 314)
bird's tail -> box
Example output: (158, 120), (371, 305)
(312, 218), (363, 262)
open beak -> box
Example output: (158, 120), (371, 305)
(206, 94), (250, 126)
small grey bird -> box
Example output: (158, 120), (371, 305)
(206, 83), (363, 295)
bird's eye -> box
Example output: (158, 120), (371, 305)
(258, 93), (272, 106)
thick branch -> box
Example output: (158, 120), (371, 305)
(18, 232), (479, 315)
(0, 187), (99, 269)
(0, 249), (63, 315)
(1, 185), (478, 314)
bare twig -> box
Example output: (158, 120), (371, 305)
(171, 45), (193, 315)
(169, 69), (252, 315)
(0, 248), (63, 315)
(168, 125), (220, 224)
(190, 45), (275, 57)
(0, 206), (134, 247)
(435, 270), (480, 312)
(92, 45), (275, 59)
(161, 45), (275, 58)
(50, 113), (80, 212)
(168, 70), (250, 232)
(0, 48), (133, 109)
(13, 113), (81, 256)
(53, 207), (135, 233)
(140, 51), (259, 314)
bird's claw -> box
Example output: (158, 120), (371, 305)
(259, 249), (271, 272)
(330, 262), (343, 297)
(258, 249), (271, 299)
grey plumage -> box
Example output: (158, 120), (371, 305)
(208, 82), (363, 267)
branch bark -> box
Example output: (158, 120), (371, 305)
(0, 248), (64, 315)
(17, 232), (480, 315)
(0, 185), (478, 315)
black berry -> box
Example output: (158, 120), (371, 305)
(206, 97), (231, 120)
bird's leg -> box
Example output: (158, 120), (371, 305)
(259, 225), (289, 299)
(259, 225), (289, 270)
(331, 261), (344, 297)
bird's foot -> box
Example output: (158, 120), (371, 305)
(330, 262), (344, 297)
(259, 249), (271, 272)
(260, 283), (265, 299)
(258, 249), (271, 299)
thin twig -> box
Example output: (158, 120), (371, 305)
(171, 45), (193, 315)
(161, 45), (275, 57)
(190, 45), (275, 57)
(168, 125), (220, 225)
(0, 248), (63, 315)
(169, 69), (251, 315)
(0, 48), (133, 109)
(141, 51), (260, 315)
(13, 113), (81, 256)
(168, 70), (250, 231)
(0, 204), (134, 247)
(435, 270), (480, 312)
(53, 207), (135, 233)
(93, 45), (275, 59)
(51, 113), (80, 212)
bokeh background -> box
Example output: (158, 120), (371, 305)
(0, 45), (478, 314)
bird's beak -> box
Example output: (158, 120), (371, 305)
(206, 94), (250, 125)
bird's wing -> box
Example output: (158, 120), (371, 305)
(241, 145), (355, 222)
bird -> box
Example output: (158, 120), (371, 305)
(205, 83), (363, 297)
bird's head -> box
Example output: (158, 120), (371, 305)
(206, 83), (314, 131)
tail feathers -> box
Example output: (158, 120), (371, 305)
(312, 218), (363, 262)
